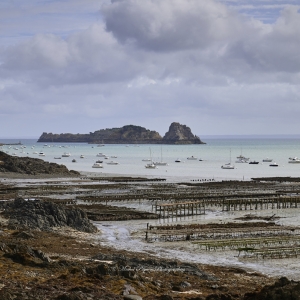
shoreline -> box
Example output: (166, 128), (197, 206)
(1, 170), (300, 298)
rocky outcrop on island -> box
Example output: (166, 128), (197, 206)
(0, 151), (79, 176)
(163, 122), (205, 144)
(0, 198), (97, 233)
(37, 122), (205, 144)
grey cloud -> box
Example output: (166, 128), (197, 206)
(102, 0), (244, 51)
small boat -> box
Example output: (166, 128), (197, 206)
(187, 156), (197, 160)
(221, 163), (235, 169)
(249, 161), (259, 164)
(72, 159), (76, 163)
(262, 157), (273, 162)
(111, 156), (117, 158)
(142, 159), (151, 161)
(54, 157), (61, 159)
(236, 149), (249, 162)
(92, 163), (103, 168)
(154, 146), (168, 165)
(145, 162), (157, 169)
(39, 152), (45, 156)
(96, 160), (103, 163)
(145, 148), (157, 168)
(106, 161), (119, 165)
(236, 150), (250, 163)
(96, 153), (106, 157)
(270, 162), (278, 167)
(80, 155), (84, 158)
(175, 159), (181, 163)
(222, 149), (235, 169)
(199, 159), (203, 161)
(288, 157), (300, 163)
(62, 152), (71, 157)
(154, 161), (168, 166)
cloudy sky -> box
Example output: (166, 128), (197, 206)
(0, 0), (300, 138)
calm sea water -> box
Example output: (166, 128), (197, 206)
(1, 138), (300, 181)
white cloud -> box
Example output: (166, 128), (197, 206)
(0, 0), (300, 136)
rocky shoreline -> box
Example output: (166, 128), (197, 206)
(1, 171), (300, 299)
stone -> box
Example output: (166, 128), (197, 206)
(123, 295), (142, 300)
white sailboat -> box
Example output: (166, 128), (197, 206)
(145, 148), (157, 169)
(221, 149), (235, 169)
(154, 146), (168, 166)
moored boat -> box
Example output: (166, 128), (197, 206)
(106, 161), (119, 165)
(288, 157), (300, 163)
(62, 152), (71, 157)
(262, 157), (273, 162)
(92, 163), (103, 168)
(187, 156), (197, 160)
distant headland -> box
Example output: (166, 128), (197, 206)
(37, 122), (205, 145)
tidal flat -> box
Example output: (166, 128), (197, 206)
(1, 172), (300, 299)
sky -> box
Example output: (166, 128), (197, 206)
(0, 0), (300, 138)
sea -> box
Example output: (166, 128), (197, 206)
(2, 137), (300, 279)
(1, 137), (300, 181)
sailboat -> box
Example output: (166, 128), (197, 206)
(221, 149), (235, 169)
(145, 148), (157, 169)
(236, 148), (249, 163)
(154, 146), (168, 166)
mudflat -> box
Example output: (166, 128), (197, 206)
(1, 173), (300, 299)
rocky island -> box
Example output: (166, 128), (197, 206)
(37, 122), (205, 145)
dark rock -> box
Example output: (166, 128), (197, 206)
(37, 123), (205, 145)
(2, 243), (50, 266)
(123, 295), (143, 300)
(38, 125), (162, 144)
(0, 151), (79, 176)
(244, 277), (300, 300)
(2, 198), (97, 233)
(162, 122), (205, 144)
(158, 296), (174, 300)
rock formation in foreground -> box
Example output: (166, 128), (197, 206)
(37, 122), (205, 144)
(1, 198), (97, 233)
(0, 151), (79, 176)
